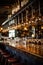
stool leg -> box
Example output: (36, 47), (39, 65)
(1, 55), (3, 63)
(5, 59), (8, 65)
(1, 56), (5, 65)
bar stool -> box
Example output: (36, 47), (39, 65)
(0, 49), (3, 61)
(6, 57), (18, 65)
(0, 50), (11, 63)
(0, 50), (10, 65)
(0, 50), (6, 59)
(1, 54), (11, 65)
(1, 51), (7, 55)
(1, 52), (18, 65)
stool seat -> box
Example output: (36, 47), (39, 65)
(8, 58), (17, 62)
(0, 50), (3, 53)
(3, 54), (10, 58)
(1, 52), (7, 55)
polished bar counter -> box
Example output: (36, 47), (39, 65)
(0, 41), (43, 65)
(2, 38), (43, 57)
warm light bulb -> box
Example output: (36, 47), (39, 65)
(32, 21), (34, 23)
(35, 18), (38, 22)
(39, 18), (41, 20)
(32, 16), (35, 19)
(26, 22), (28, 25)
(41, 26), (43, 29)
(1, 28), (3, 30)
(8, 27), (9, 29)
(24, 27), (27, 31)
(17, 5), (20, 10)
(29, 21), (31, 24)
(32, 34), (35, 37)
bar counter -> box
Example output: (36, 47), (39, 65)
(0, 42), (43, 65)
(8, 44), (43, 58)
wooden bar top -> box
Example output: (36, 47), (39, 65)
(7, 44), (43, 59)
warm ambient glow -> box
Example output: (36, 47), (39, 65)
(17, 24), (21, 28)
(32, 34), (35, 38)
(24, 27), (28, 31)
(1, 28), (3, 30)
(8, 23), (28, 30)
(41, 26), (43, 29)
(39, 17), (41, 20)
(2, 29), (8, 32)
(8, 27), (9, 29)
(0, 27), (3, 32)
(12, 5), (20, 14)
(32, 21), (34, 23)
(8, 24), (21, 30)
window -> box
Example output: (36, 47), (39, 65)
(9, 30), (15, 38)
